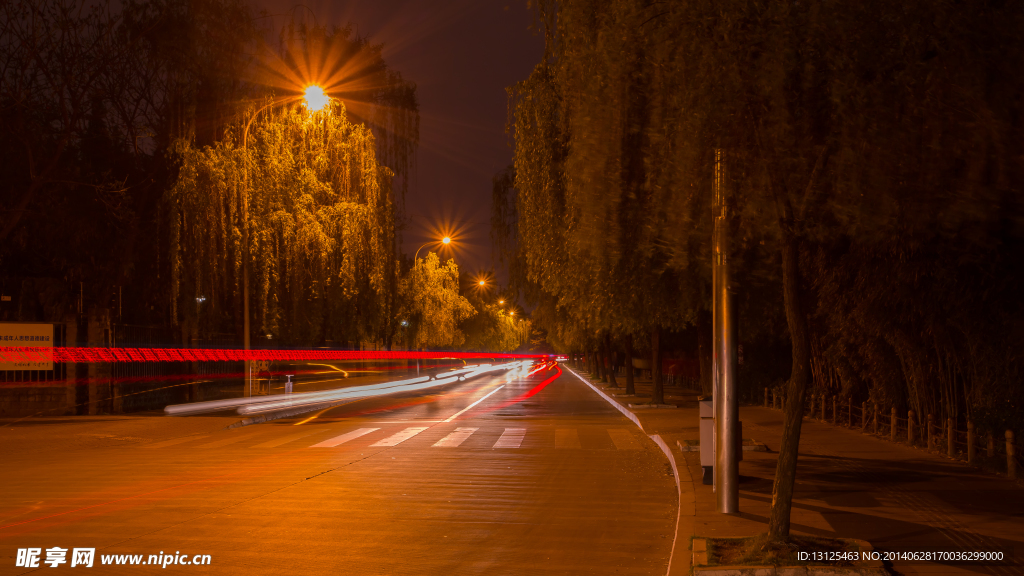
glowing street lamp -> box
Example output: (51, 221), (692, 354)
(240, 90), (326, 397)
(414, 236), (453, 261)
(303, 85), (330, 112)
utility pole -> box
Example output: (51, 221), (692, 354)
(713, 148), (739, 513)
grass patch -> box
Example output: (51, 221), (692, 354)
(705, 533), (858, 567)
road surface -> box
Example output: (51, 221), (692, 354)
(2, 364), (676, 575)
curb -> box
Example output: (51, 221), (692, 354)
(564, 366), (684, 576)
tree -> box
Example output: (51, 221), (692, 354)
(506, 0), (1024, 542)
(399, 252), (475, 350)
(167, 99), (398, 347)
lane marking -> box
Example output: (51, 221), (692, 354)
(608, 428), (642, 450)
(144, 436), (208, 449)
(442, 384), (505, 422)
(432, 427), (479, 447)
(370, 426), (428, 447)
(311, 428), (380, 448)
(252, 430), (327, 448)
(555, 428), (581, 449)
(493, 428), (526, 448)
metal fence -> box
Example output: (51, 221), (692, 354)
(766, 388), (1019, 480)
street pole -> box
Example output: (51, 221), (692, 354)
(713, 148), (739, 513)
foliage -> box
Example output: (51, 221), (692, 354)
(504, 0), (1024, 538)
(167, 100), (398, 347)
(399, 252), (475, 350)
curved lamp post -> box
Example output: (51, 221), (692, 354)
(241, 86), (328, 397)
(413, 236), (451, 261)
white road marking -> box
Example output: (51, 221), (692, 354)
(442, 384), (505, 422)
(370, 427), (428, 447)
(607, 428), (642, 450)
(311, 428), (380, 448)
(433, 427), (479, 447)
(493, 428), (526, 448)
(555, 428), (581, 448)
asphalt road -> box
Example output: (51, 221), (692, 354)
(2, 364), (676, 575)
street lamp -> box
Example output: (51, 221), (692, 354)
(413, 236), (452, 261)
(303, 85), (329, 112)
(240, 86), (328, 397)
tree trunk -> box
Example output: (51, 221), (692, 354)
(767, 230), (813, 540)
(605, 332), (618, 386)
(625, 333), (635, 395)
(651, 326), (664, 404)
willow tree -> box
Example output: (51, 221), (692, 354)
(499, 0), (708, 403)
(167, 98), (399, 347)
(399, 252), (475, 350)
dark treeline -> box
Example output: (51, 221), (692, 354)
(0, 0), (423, 349)
(496, 0), (1024, 537)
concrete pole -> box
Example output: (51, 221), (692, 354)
(967, 422), (975, 464)
(1007, 430), (1016, 480)
(908, 410), (915, 445)
(890, 407), (897, 442)
(712, 148), (738, 514)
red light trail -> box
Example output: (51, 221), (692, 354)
(0, 346), (548, 364)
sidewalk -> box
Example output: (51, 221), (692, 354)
(567, 366), (1024, 576)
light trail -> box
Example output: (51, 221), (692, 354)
(0, 346), (549, 364)
(165, 361), (528, 417)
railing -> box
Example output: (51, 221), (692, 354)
(764, 387), (1019, 480)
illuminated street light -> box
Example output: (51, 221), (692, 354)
(478, 280), (486, 286)
(499, 300), (504, 305)
(240, 93), (323, 397)
(303, 85), (330, 112)
(414, 236), (454, 261)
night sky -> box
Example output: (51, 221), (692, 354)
(257, 0), (544, 282)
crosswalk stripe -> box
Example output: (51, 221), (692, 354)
(493, 428), (526, 448)
(433, 427), (479, 447)
(370, 427), (428, 447)
(555, 428), (581, 448)
(145, 435), (208, 449)
(607, 428), (641, 450)
(252, 430), (326, 448)
(312, 428), (380, 448)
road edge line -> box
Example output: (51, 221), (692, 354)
(564, 366), (682, 576)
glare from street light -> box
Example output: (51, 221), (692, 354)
(478, 280), (486, 286)
(442, 236), (451, 245)
(499, 300), (504, 304)
(304, 85), (329, 112)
